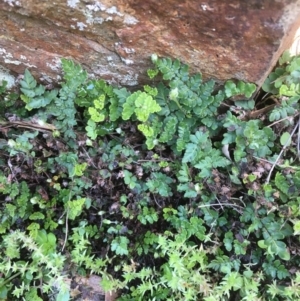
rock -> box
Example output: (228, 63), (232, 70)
(0, 0), (299, 88)
(64, 274), (118, 301)
(290, 26), (300, 56)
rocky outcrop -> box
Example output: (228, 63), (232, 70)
(0, 0), (300, 88)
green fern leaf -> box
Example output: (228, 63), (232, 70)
(88, 107), (105, 122)
(134, 92), (161, 122)
(177, 184), (198, 198)
(85, 119), (97, 139)
(182, 143), (199, 163)
(122, 92), (137, 120)
(111, 236), (129, 255)
(5, 204), (16, 218)
(146, 172), (173, 197)
(177, 163), (190, 182)
(144, 85), (158, 96)
(94, 94), (105, 109)
(29, 212), (45, 220)
(159, 116), (178, 143)
(20, 69), (37, 90)
(61, 58), (87, 87)
(176, 125), (190, 152)
(66, 198), (86, 220)
(110, 87), (130, 121)
(138, 124), (154, 137)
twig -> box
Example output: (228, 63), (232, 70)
(61, 210), (69, 252)
(248, 104), (275, 119)
(265, 119), (299, 184)
(152, 193), (162, 208)
(267, 112), (300, 128)
(0, 120), (56, 132)
(298, 115), (300, 156)
(81, 146), (98, 169)
(198, 203), (244, 210)
(7, 159), (15, 180)
(206, 184), (224, 211)
(230, 197), (246, 208)
(254, 156), (300, 171)
(62, 180), (74, 252)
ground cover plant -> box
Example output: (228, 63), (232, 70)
(0, 50), (300, 300)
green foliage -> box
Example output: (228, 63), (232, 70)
(89, 94), (106, 122)
(7, 130), (38, 156)
(268, 95), (299, 122)
(137, 206), (158, 225)
(18, 59), (88, 145)
(20, 69), (58, 111)
(146, 172), (173, 196)
(225, 80), (256, 98)
(66, 198), (86, 220)
(223, 112), (275, 161)
(1, 51), (300, 300)
(0, 231), (68, 300)
(263, 50), (300, 97)
(111, 236), (130, 255)
(262, 50), (300, 125)
(122, 91), (161, 122)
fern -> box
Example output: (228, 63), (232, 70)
(159, 116), (178, 143)
(122, 91), (161, 122)
(263, 50), (300, 97)
(155, 57), (182, 80)
(208, 255), (240, 274)
(2, 53), (300, 301)
(195, 149), (230, 178)
(222, 112), (276, 161)
(138, 206), (159, 225)
(0, 181), (32, 233)
(176, 125), (191, 151)
(139, 124), (155, 139)
(263, 259), (290, 280)
(268, 96), (299, 121)
(111, 236), (129, 255)
(52, 59), (87, 141)
(110, 87), (130, 120)
(225, 80), (256, 98)
(88, 94), (106, 122)
(20, 69), (58, 111)
(182, 130), (210, 163)
(144, 55), (255, 153)
(135, 93), (161, 122)
(177, 163), (191, 183)
(146, 172), (173, 197)
(66, 198), (86, 220)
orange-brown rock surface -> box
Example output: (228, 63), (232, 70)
(0, 0), (300, 88)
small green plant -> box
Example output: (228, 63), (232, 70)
(263, 50), (300, 97)
(0, 231), (69, 301)
(262, 50), (300, 125)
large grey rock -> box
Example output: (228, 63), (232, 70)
(0, 0), (300, 88)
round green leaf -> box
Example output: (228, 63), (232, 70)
(280, 132), (291, 146)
